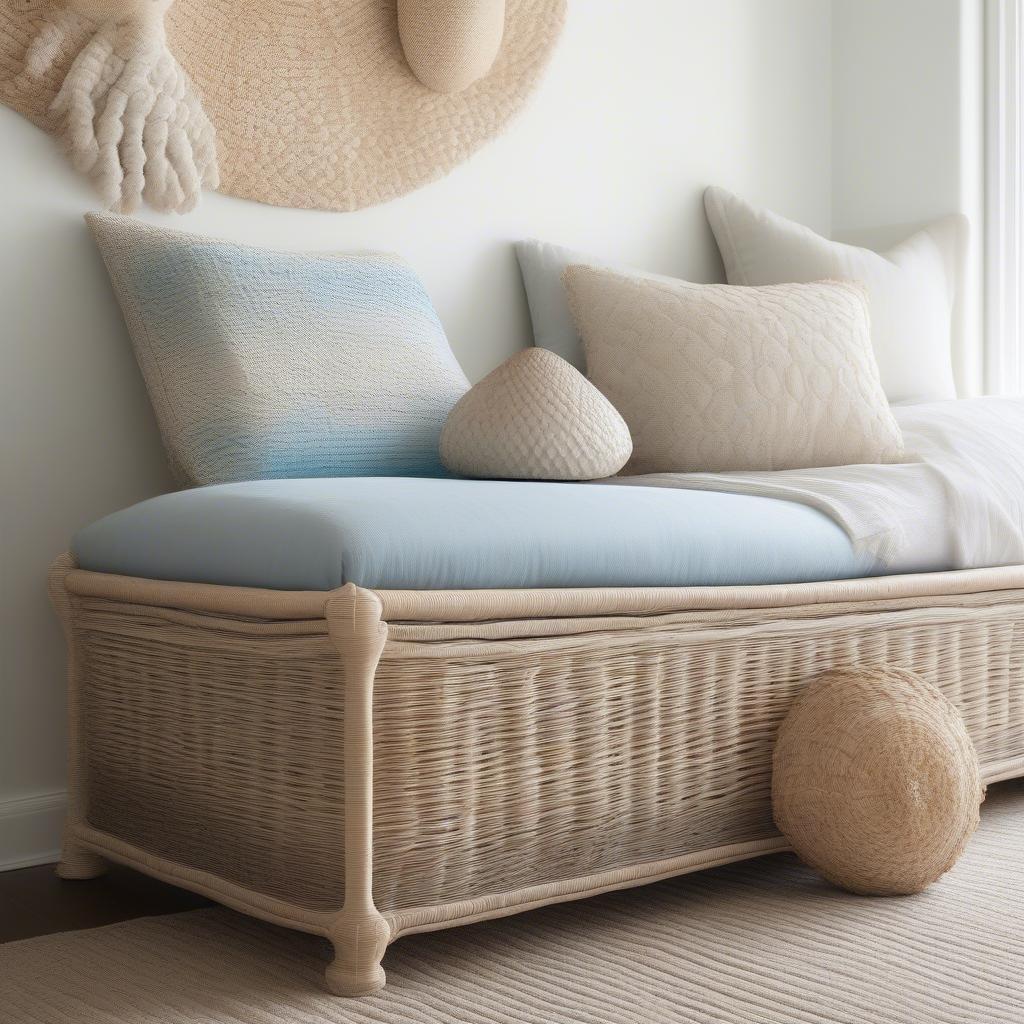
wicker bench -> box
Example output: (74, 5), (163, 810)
(49, 555), (1024, 995)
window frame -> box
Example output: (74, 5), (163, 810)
(986, 0), (1024, 394)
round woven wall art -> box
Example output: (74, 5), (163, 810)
(772, 666), (985, 897)
(0, 0), (566, 212)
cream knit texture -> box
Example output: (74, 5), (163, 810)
(9, 0), (217, 213)
(398, 0), (505, 94)
(439, 348), (632, 480)
(564, 265), (905, 475)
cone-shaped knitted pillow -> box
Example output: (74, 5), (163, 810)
(440, 348), (632, 480)
(772, 666), (985, 896)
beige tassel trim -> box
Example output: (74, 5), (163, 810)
(17, 0), (218, 213)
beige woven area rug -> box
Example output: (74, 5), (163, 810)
(4, 782), (1023, 1024)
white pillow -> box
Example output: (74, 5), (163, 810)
(515, 238), (615, 371)
(704, 186), (966, 404)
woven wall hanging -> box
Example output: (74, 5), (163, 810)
(0, 0), (566, 213)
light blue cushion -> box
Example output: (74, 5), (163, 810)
(73, 478), (884, 591)
(88, 214), (469, 485)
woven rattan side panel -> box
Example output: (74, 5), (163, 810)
(371, 600), (1024, 916)
(73, 600), (348, 914)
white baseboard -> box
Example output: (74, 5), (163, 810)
(0, 791), (66, 871)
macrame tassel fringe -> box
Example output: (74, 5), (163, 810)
(19, 0), (218, 213)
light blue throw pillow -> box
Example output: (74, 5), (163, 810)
(88, 214), (469, 485)
(515, 238), (600, 372)
(515, 239), (675, 374)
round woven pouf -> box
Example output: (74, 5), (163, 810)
(772, 666), (985, 896)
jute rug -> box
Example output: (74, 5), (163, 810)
(4, 782), (1023, 1023)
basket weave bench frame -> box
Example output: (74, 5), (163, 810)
(48, 554), (1024, 996)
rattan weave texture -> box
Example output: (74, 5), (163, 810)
(49, 556), (1024, 995)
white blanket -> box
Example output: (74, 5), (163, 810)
(607, 397), (1024, 572)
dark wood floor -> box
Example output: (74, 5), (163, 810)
(0, 861), (211, 944)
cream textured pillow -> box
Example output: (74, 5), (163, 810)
(564, 265), (905, 475)
(704, 186), (965, 403)
(440, 348), (632, 480)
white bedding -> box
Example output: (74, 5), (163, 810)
(607, 397), (1024, 572)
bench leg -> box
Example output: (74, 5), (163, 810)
(326, 909), (390, 996)
(56, 837), (107, 880)
(50, 557), (106, 883)
(324, 584), (390, 996)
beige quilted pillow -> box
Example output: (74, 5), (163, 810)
(564, 266), (905, 474)
(440, 348), (632, 480)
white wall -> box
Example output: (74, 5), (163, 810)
(831, 0), (984, 394)
(0, 0), (833, 868)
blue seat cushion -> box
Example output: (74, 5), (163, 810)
(73, 477), (883, 592)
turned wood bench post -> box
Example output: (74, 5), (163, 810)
(48, 553), (108, 881)
(323, 583), (391, 996)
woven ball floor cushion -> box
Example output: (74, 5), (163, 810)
(772, 666), (985, 896)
